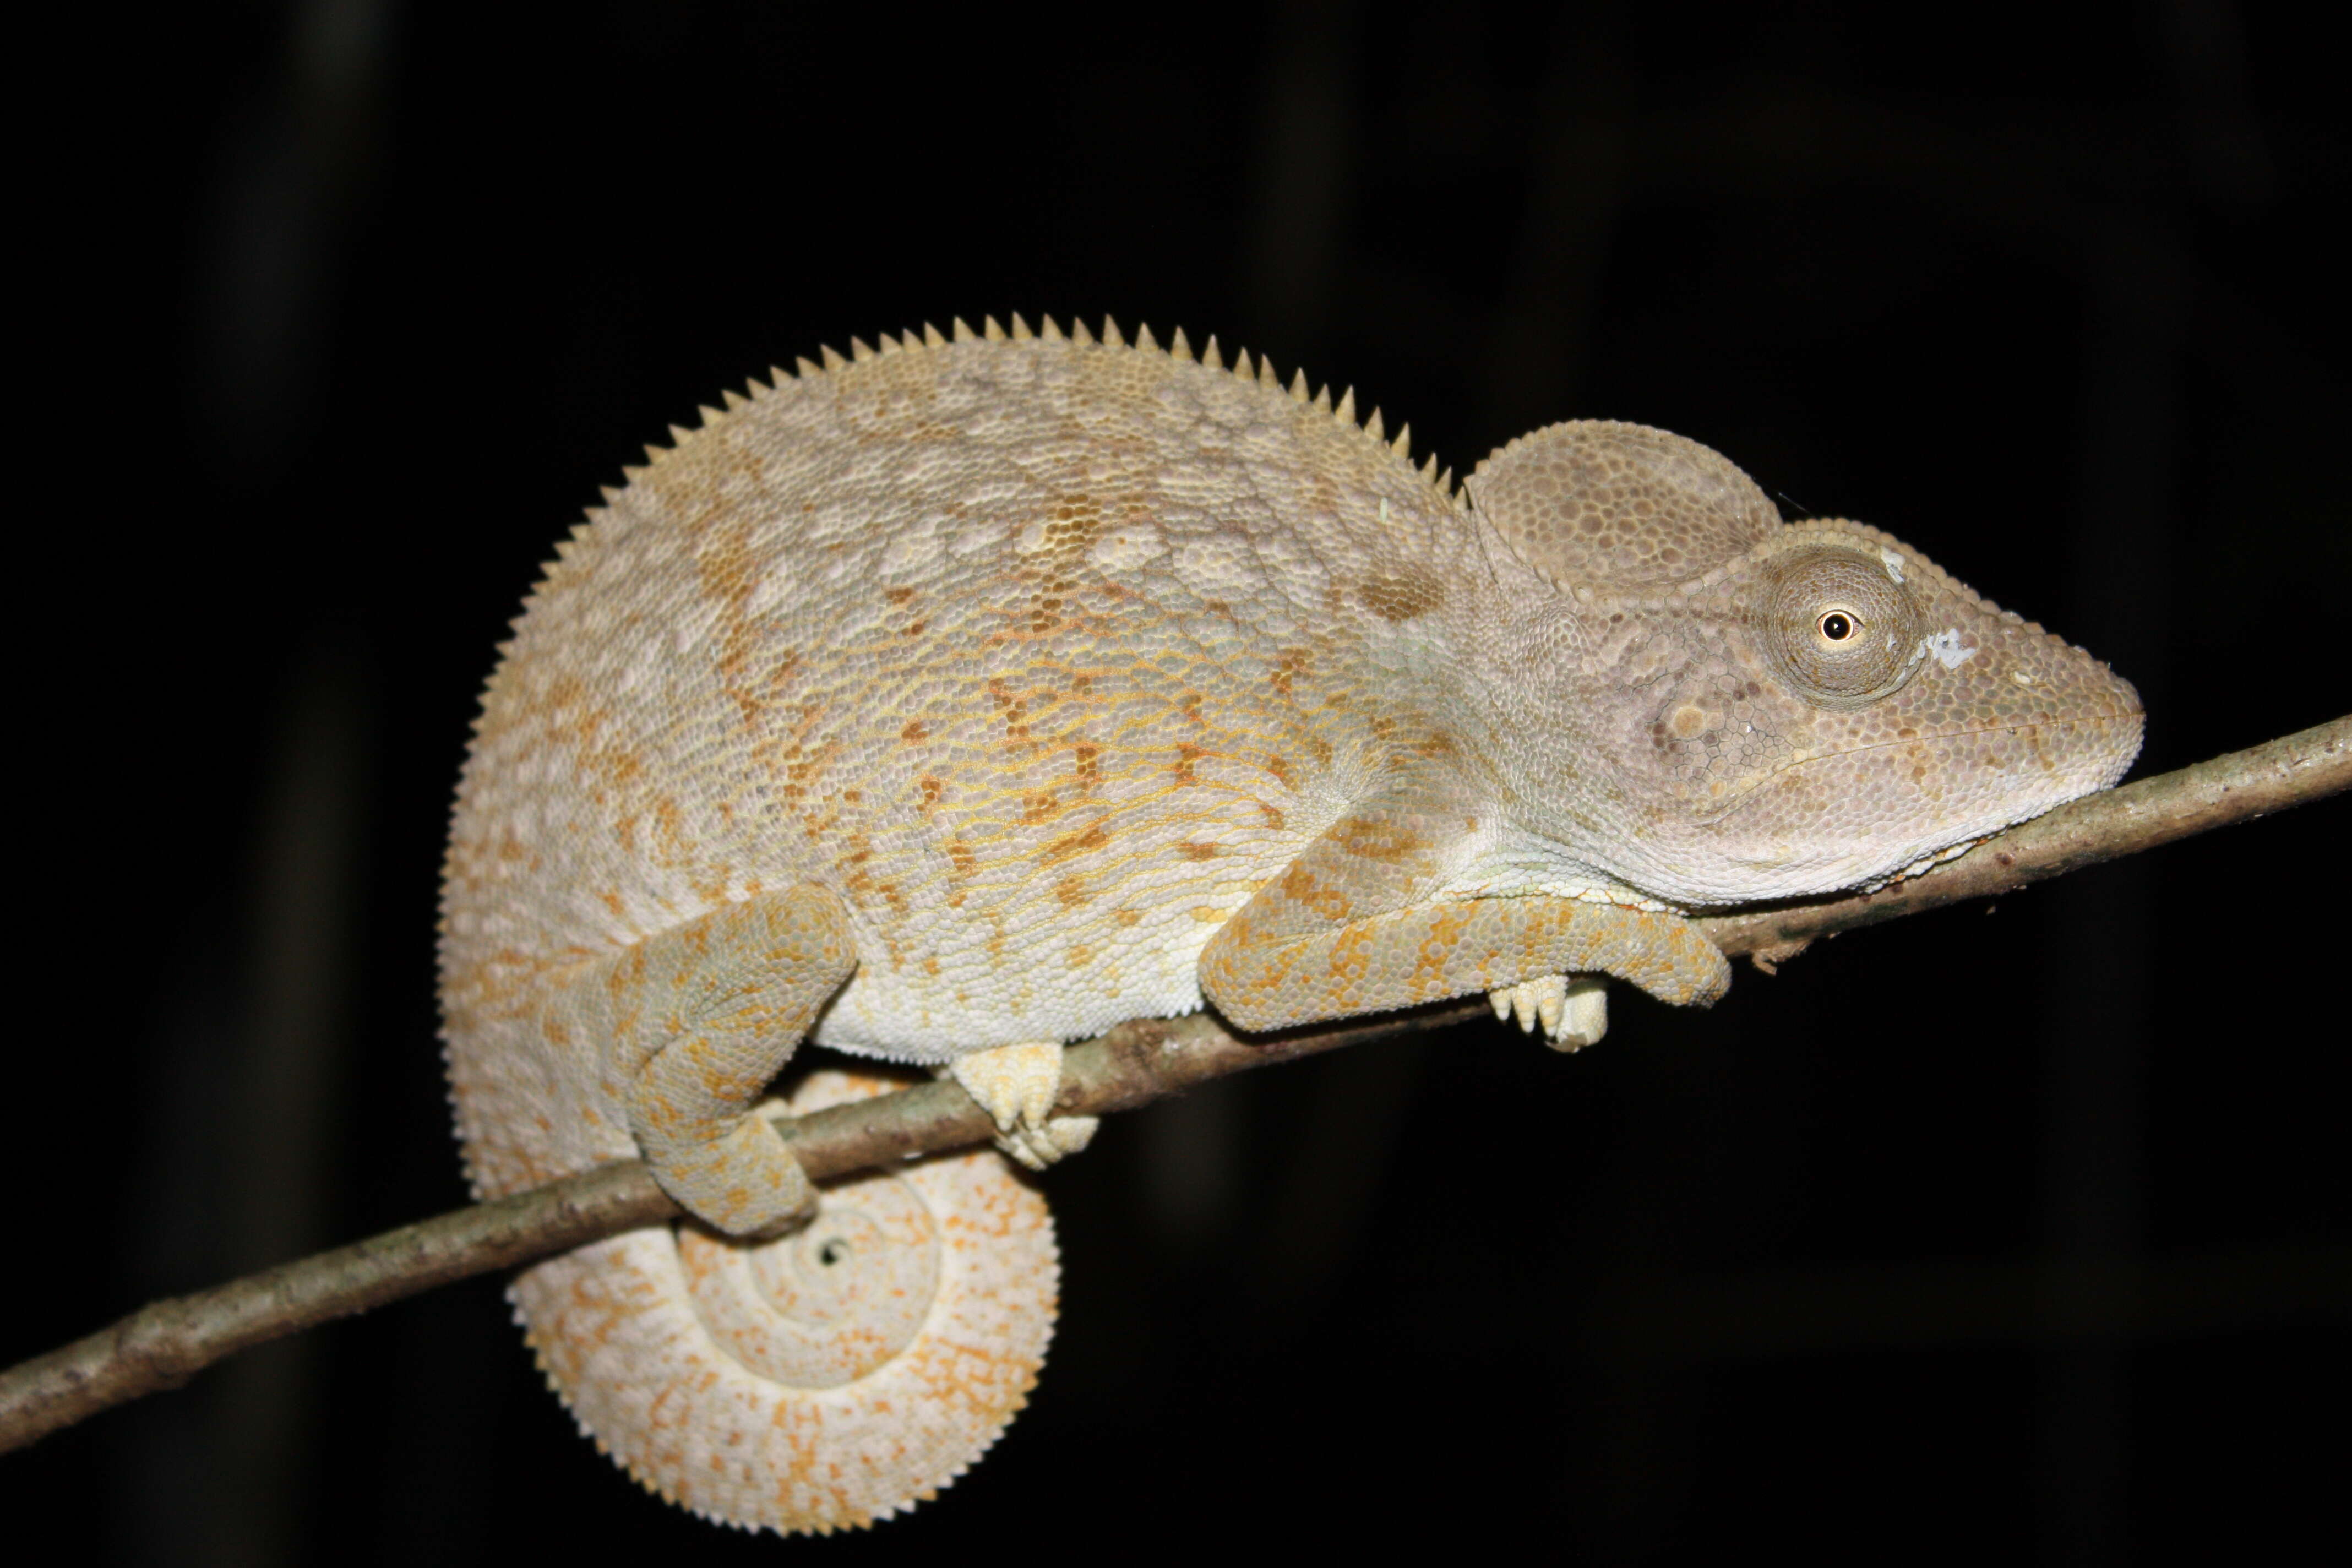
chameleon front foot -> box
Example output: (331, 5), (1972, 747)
(946, 1041), (1099, 1172)
(1489, 974), (1610, 1051)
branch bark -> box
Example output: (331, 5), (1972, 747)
(5, 715), (2345, 1453)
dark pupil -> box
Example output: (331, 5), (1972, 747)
(1820, 612), (1853, 641)
(817, 1239), (849, 1266)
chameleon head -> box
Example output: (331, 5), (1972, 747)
(1466, 420), (2143, 906)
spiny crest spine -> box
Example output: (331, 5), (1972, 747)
(612, 314), (1469, 520)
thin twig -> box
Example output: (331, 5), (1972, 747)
(4, 715), (2344, 1453)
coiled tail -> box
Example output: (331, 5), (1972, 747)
(506, 1070), (1058, 1532)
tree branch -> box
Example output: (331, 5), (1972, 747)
(5, 715), (2344, 1453)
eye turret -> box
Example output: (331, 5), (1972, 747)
(1761, 546), (1922, 707)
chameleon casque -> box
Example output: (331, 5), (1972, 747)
(439, 315), (2142, 1532)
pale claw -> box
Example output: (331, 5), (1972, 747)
(1488, 974), (1609, 1052)
(947, 1042), (1093, 1169)
(999, 1115), (1101, 1172)
(1490, 974), (1566, 1036)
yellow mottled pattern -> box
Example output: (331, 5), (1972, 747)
(439, 317), (2141, 1534)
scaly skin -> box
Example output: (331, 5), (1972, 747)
(439, 314), (2142, 1533)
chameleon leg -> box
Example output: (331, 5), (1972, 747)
(1201, 886), (1728, 1035)
(1199, 781), (1730, 1035)
(945, 1041), (1100, 1172)
(607, 886), (859, 1237)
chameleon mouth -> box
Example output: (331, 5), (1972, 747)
(1695, 708), (2146, 827)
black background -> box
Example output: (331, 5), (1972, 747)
(8, 2), (2346, 1562)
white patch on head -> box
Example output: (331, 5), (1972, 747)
(1922, 628), (1975, 670)
(1879, 547), (1906, 584)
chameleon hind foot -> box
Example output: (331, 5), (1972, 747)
(647, 1114), (817, 1238)
(1489, 973), (1609, 1051)
(946, 1041), (1099, 1172)
(613, 887), (857, 1238)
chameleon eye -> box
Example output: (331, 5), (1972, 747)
(1761, 546), (1922, 708)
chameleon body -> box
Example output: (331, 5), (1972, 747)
(439, 315), (2142, 1532)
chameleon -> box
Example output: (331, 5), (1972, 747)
(438, 314), (2142, 1533)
